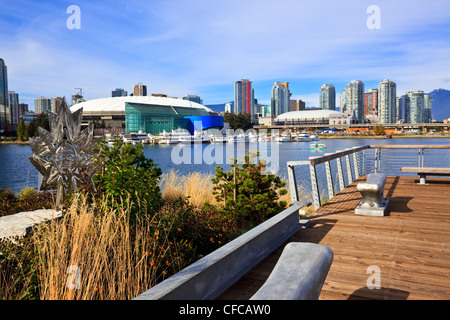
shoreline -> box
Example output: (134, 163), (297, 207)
(318, 134), (450, 139)
(1, 134), (450, 145)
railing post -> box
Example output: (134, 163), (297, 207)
(325, 160), (335, 199)
(345, 152), (354, 184)
(286, 161), (309, 205)
(310, 162), (321, 209)
(375, 148), (380, 173)
(353, 149), (360, 179)
(419, 148), (424, 167)
(287, 163), (299, 203)
(336, 155), (345, 192)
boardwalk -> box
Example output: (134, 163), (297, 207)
(218, 176), (450, 300)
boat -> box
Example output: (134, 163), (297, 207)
(248, 132), (258, 142)
(159, 128), (191, 144)
(310, 142), (327, 151)
(123, 131), (150, 145)
(310, 134), (320, 141)
(236, 133), (250, 143)
(275, 133), (291, 142)
(178, 130), (211, 144)
(211, 135), (227, 143)
(297, 132), (312, 142)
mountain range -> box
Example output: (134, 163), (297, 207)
(206, 88), (450, 121)
(426, 88), (450, 121)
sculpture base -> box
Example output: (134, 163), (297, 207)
(355, 198), (389, 216)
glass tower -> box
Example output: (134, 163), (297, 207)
(424, 94), (432, 123)
(320, 84), (336, 110)
(234, 79), (254, 118)
(396, 96), (403, 123)
(345, 80), (365, 123)
(404, 90), (424, 124)
(0, 58), (8, 133)
(271, 82), (291, 118)
(378, 79), (397, 124)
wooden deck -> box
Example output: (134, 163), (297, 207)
(218, 176), (450, 300)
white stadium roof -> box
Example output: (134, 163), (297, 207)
(276, 110), (343, 120)
(70, 96), (213, 115)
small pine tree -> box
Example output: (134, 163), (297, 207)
(209, 152), (287, 230)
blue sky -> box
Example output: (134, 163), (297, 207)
(1, 0), (450, 109)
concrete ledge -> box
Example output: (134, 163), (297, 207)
(0, 209), (62, 241)
(250, 242), (333, 300)
(134, 201), (309, 300)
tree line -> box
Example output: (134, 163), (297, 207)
(16, 114), (50, 141)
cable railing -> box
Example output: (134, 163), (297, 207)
(288, 145), (450, 210)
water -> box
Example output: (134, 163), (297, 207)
(1, 138), (449, 194)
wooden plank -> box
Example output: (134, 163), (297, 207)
(217, 176), (450, 300)
(370, 145), (450, 149)
(401, 167), (450, 173)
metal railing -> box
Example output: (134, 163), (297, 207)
(288, 145), (450, 210)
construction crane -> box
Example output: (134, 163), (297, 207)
(74, 87), (91, 97)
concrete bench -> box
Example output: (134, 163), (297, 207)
(250, 242), (333, 300)
(401, 167), (450, 185)
(355, 173), (389, 216)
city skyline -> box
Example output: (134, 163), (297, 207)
(1, 1), (450, 109)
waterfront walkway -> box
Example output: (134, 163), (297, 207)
(218, 175), (450, 300)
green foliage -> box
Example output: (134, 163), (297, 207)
(93, 137), (163, 222)
(373, 124), (386, 135)
(150, 197), (238, 266)
(0, 236), (41, 300)
(222, 111), (253, 131)
(17, 187), (38, 201)
(16, 120), (28, 141)
(208, 152), (287, 231)
(0, 188), (53, 218)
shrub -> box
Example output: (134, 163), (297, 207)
(208, 152), (287, 231)
(153, 197), (238, 263)
(93, 137), (162, 222)
(17, 187), (38, 201)
(0, 188), (53, 218)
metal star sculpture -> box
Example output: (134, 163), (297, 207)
(28, 100), (99, 206)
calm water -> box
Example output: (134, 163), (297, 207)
(1, 138), (449, 194)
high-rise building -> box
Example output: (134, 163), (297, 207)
(34, 96), (51, 114)
(133, 83), (147, 96)
(183, 94), (203, 105)
(424, 94), (432, 123)
(112, 88), (128, 97)
(364, 89), (378, 117)
(378, 79), (397, 124)
(0, 58), (8, 133)
(404, 90), (424, 124)
(271, 82), (291, 118)
(51, 96), (65, 114)
(7, 91), (19, 125)
(396, 97), (403, 123)
(290, 99), (306, 112)
(320, 84), (336, 110)
(18, 103), (28, 121)
(344, 80), (365, 123)
(234, 79), (254, 118)
(339, 89), (346, 112)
